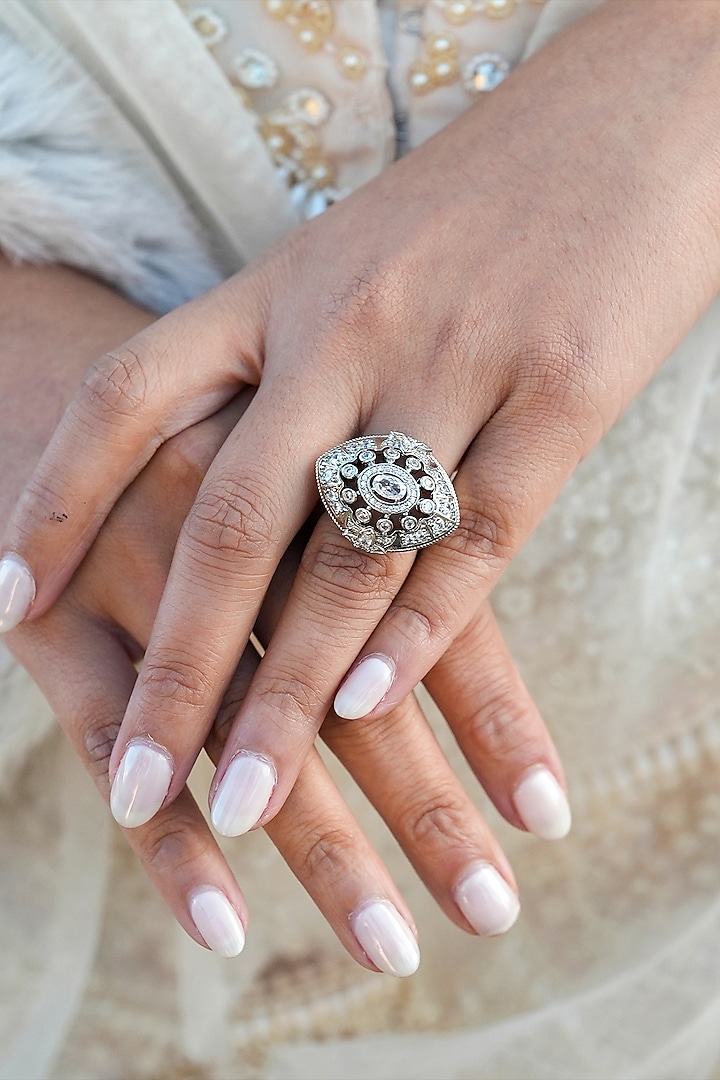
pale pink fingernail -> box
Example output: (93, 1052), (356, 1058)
(210, 752), (276, 837)
(110, 740), (173, 828)
(334, 655), (395, 720)
(454, 863), (520, 937)
(514, 766), (572, 840)
(0, 554), (36, 633)
(350, 899), (420, 977)
(189, 887), (246, 958)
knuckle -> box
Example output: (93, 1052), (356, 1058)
(302, 535), (402, 606)
(142, 653), (216, 712)
(383, 598), (454, 655)
(295, 825), (357, 884)
(402, 790), (473, 850)
(77, 348), (150, 422)
(81, 716), (121, 790)
(322, 259), (408, 340)
(186, 474), (278, 563)
(251, 670), (323, 737)
(445, 500), (516, 571)
(466, 681), (540, 760)
(140, 814), (203, 876)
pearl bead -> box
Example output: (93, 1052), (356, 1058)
(408, 62), (435, 95)
(442, 0), (475, 25)
(483, 0), (516, 18)
(292, 0), (334, 35)
(263, 0), (291, 17)
(425, 32), (458, 58)
(430, 56), (459, 86)
(296, 22), (325, 52)
(306, 156), (336, 188)
(260, 120), (294, 156)
(337, 45), (368, 80)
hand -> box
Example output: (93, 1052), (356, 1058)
(0, 260), (536, 973)
(13, 0), (714, 850)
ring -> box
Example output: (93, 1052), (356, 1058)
(315, 431), (460, 553)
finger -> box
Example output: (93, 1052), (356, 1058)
(322, 691), (522, 939)
(106, 384), (351, 830)
(423, 602), (571, 840)
(264, 748), (420, 978)
(331, 394), (581, 725)
(0, 275), (268, 628)
(9, 610), (248, 959)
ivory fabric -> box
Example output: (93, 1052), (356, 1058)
(1, 2), (720, 1078)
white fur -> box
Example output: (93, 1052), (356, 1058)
(0, 31), (222, 312)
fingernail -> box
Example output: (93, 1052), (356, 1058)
(454, 863), (520, 937)
(110, 740), (173, 829)
(210, 752), (276, 837)
(189, 887), (245, 958)
(0, 554), (36, 633)
(334, 655), (395, 720)
(350, 899), (420, 978)
(514, 766), (572, 840)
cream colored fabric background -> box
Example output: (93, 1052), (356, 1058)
(1, 2), (720, 1078)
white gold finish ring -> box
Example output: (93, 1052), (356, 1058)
(315, 432), (460, 554)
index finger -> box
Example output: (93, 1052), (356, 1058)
(0, 277), (266, 631)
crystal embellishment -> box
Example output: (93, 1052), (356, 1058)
(234, 48), (280, 89)
(316, 432), (460, 554)
(463, 53), (510, 93)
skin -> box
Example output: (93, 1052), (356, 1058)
(5, 0), (720, 934)
(0, 259), (547, 966)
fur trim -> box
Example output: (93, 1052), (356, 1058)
(0, 31), (222, 312)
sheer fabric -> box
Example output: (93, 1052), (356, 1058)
(1, 2), (719, 1077)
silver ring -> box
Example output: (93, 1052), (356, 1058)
(315, 431), (460, 553)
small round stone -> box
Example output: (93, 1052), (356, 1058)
(483, 0), (516, 17)
(402, 516), (418, 531)
(431, 56), (459, 86)
(306, 156), (336, 188)
(463, 53), (510, 94)
(260, 120), (293, 156)
(188, 6), (228, 46)
(234, 48), (279, 89)
(377, 518), (393, 534)
(341, 463), (358, 479)
(406, 457), (423, 471)
(425, 32), (458, 58)
(419, 499), (435, 515)
(286, 87), (332, 126)
(420, 476), (435, 490)
(371, 473), (408, 502)
(292, 0), (334, 33)
(337, 45), (368, 80)
(358, 450), (376, 463)
(296, 23), (325, 51)
(355, 507), (371, 524)
(264, 0), (291, 17)
(383, 448), (401, 461)
(408, 62), (434, 95)
(342, 488), (358, 503)
(442, 0), (474, 25)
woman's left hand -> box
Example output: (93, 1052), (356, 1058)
(4, 0), (719, 844)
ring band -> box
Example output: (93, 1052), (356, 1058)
(315, 431), (460, 553)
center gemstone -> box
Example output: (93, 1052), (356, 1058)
(370, 473), (408, 502)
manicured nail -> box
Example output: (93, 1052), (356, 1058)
(110, 740), (173, 829)
(210, 752), (276, 837)
(334, 655), (395, 720)
(514, 766), (572, 840)
(454, 863), (520, 937)
(350, 899), (420, 977)
(189, 888), (245, 958)
(0, 554), (35, 633)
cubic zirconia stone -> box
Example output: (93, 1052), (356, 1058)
(402, 516), (418, 531)
(463, 53), (510, 94)
(371, 474), (408, 502)
(342, 489), (357, 503)
(355, 507), (371, 524)
(383, 448), (401, 461)
(420, 476), (435, 490)
(358, 451), (376, 463)
(419, 499), (435, 515)
(406, 457), (422, 471)
(377, 518), (393, 533)
(341, 464), (358, 479)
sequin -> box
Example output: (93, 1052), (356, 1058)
(234, 48), (280, 89)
